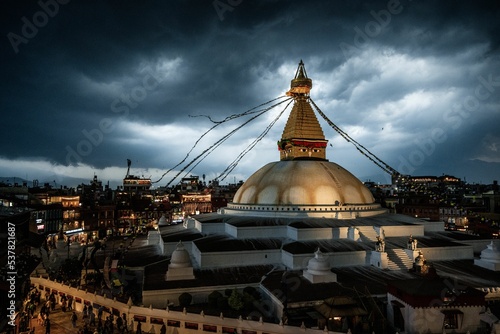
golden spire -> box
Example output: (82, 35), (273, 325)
(279, 61), (328, 161)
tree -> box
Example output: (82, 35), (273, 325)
(57, 258), (83, 285)
(178, 292), (192, 308)
(217, 296), (228, 310)
(243, 286), (261, 300)
(228, 289), (244, 311)
(208, 291), (223, 308)
(242, 286), (260, 311)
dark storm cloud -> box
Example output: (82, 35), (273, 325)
(1, 0), (499, 186)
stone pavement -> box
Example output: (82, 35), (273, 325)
(27, 307), (80, 334)
(25, 304), (131, 334)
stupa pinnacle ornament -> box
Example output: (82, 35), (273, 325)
(286, 60), (312, 96)
(279, 60), (328, 160)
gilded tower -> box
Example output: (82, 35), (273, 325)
(278, 61), (328, 161)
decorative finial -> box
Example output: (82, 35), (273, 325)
(287, 60), (312, 96)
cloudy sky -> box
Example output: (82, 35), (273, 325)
(1, 0), (499, 188)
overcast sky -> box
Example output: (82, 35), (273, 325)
(1, 0), (499, 188)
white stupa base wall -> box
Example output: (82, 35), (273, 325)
(474, 259), (500, 271)
(370, 251), (388, 269)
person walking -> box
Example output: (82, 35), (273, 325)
(45, 319), (51, 334)
(136, 321), (142, 334)
(71, 311), (78, 328)
(67, 296), (73, 311)
(49, 293), (56, 311)
(98, 306), (103, 320)
(160, 323), (166, 334)
(89, 311), (96, 326)
(61, 299), (67, 312)
(116, 315), (123, 332)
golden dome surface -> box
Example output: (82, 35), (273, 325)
(233, 160), (374, 206)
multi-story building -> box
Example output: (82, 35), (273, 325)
(123, 175), (152, 195)
(30, 203), (63, 235)
(396, 195), (441, 221)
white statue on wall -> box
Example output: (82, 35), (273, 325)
(376, 235), (385, 252)
(407, 235), (417, 250)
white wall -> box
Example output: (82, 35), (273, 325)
(407, 305), (483, 333)
(380, 224), (424, 237)
(287, 227), (332, 241)
(227, 225), (287, 239)
(387, 294), (483, 333)
(198, 222), (226, 235)
(31, 277), (338, 334)
(419, 245), (473, 261)
(143, 284), (253, 308)
(282, 250), (368, 270)
(195, 249), (282, 268)
(287, 227), (349, 241)
(461, 239), (494, 254)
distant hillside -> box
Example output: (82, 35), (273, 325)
(0, 175), (89, 188)
(0, 177), (31, 187)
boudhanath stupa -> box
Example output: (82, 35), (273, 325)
(141, 61), (500, 332)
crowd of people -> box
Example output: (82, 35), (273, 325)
(21, 287), (146, 334)
(76, 304), (131, 334)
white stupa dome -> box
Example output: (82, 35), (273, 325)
(303, 248), (337, 283)
(166, 241), (195, 281)
(479, 241), (500, 264)
(306, 248), (331, 275)
(475, 241), (500, 271)
(169, 241), (191, 268)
